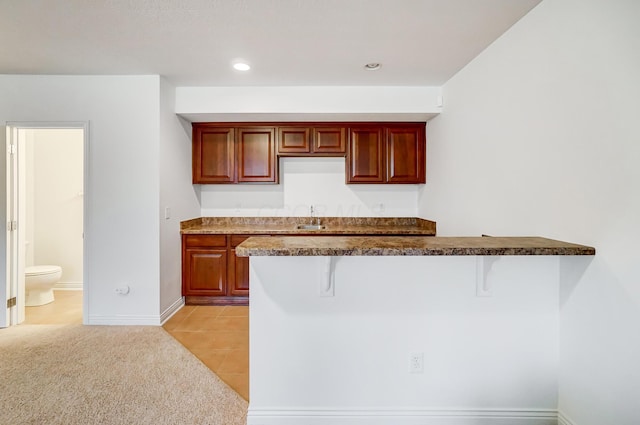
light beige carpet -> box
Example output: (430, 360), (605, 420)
(0, 324), (247, 425)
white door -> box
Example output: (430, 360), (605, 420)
(2, 123), (87, 328)
(2, 126), (20, 327)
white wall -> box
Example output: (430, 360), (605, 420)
(25, 129), (84, 287)
(249, 255), (562, 425)
(419, 0), (640, 424)
(175, 86), (442, 122)
(201, 157), (419, 217)
(159, 77), (201, 317)
(0, 75), (162, 325)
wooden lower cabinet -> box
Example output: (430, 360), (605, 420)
(182, 232), (431, 305)
(228, 236), (250, 297)
(182, 234), (262, 305)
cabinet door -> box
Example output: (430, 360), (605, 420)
(313, 127), (346, 155)
(346, 127), (385, 183)
(278, 127), (311, 154)
(192, 125), (235, 183)
(386, 125), (426, 184)
(237, 127), (278, 183)
(183, 248), (228, 296)
(228, 249), (250, 297)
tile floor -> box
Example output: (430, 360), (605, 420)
(24, 290), (83, 324)
(23, 292), (250, 401)
(162, 305), (250, 401)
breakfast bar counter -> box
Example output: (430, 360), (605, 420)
(235, 235), (595, 257)
(239, 234), (595, 424)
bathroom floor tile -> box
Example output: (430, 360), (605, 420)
(24, 290), (82, 325)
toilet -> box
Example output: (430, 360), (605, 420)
(25, 265), (62, 307)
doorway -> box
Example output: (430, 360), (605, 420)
(4, 123), (87, 327)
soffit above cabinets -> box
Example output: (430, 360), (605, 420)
(175, 86), (443, 123)
(178, 113), (439, 123)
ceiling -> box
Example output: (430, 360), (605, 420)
(0, 0), (542, 87)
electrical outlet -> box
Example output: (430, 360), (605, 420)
(115, 285), (130, 295)
(408, 351), (424, 374)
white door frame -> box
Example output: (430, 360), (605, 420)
(3, 122), (89, 327)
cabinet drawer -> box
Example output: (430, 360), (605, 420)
(231, 234), (269, 247)
(184, 234), (227, 248)
(313, 127), (346, 154)
(278, 127), (311, 154)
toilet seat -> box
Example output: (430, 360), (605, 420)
(26, 265), (62, 276)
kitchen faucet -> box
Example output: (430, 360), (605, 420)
(310, 205), (320, 225)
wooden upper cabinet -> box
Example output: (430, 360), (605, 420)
(192, 126), (235, 183)
(236, 127), (278, 183)
(347, 124), (426, 184)
(193, 124), (277, 184)
(386, 125), (426, 184)
(313, 127), (346, 154)
(347, 127), (385, 183)
(193, 122), (424, 185)
(278, 127), (311, 154)
(278, 126), (346, 156)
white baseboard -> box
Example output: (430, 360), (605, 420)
(247, 408), (559, 425)
(87, 315), (162, 326)
(558, 411), (575, 425)
(160, 297), (185, 324)
(54, 282), (83, 290)
(86, 297), (185, 326)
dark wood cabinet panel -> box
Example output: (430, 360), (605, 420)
(229, 235), (251, 297)
(182, 235), (228, 297)
(347, 127), (385, 183)
(313, 127), (346, 154)
(192, 126), (235, 183)
(229, 250), (250, 296)
(183, 248), (227, 296)
(347, 124), (425, 184)
(278, 126), (345, 156)
(237, 127), (278, 183)
(184, 234), (227, 248)
(183, 234), (271, 305)
(193, 122), (425, 185)
(387, 125), (426, 184)
(278, 127), (311, 154)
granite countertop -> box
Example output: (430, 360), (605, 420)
(235, 236), (596, 257)
(180, 217), (437, 235)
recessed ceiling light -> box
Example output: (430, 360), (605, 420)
(364, 62), (381, 71)
(233, 62), (251, 71)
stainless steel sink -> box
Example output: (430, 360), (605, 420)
(295, 224), (326, 230)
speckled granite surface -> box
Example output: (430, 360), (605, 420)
(235, 236), (595, 257)
(180, 217), (437, 235)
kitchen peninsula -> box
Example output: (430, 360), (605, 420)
(236, 235), (595, 425)
(180, 216), (436, 305)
